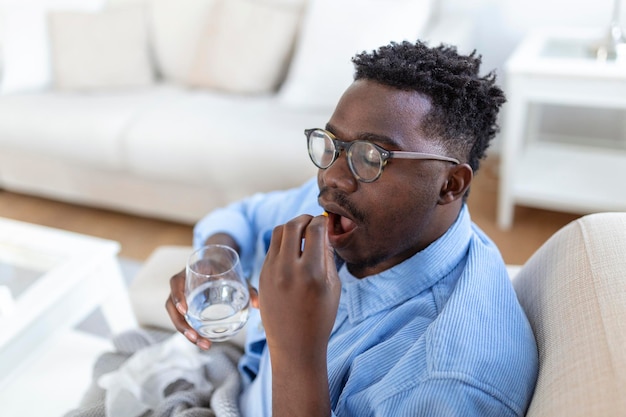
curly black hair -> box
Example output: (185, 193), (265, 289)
(352, 40), (506, 174)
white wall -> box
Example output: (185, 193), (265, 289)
(440, 0), (625, 76)
(437, 0), (626, 154)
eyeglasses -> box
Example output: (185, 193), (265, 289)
(305, 128), (460, 183)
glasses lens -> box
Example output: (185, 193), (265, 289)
(308, 130), (335, 168)
(349, 141), (383, 182)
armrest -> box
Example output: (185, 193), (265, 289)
(128, 245), (192, 332)
(513, 212), (626, 416)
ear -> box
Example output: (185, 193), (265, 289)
(438, 163), (473, 205)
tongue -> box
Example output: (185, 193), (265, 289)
(339, 215), (357, 234)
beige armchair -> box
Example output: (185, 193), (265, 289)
(513, 212), (626, 416)
(129, 212), (626, 416)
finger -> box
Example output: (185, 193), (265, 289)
(195, 338), (212, 350)
(266, 223), (284, 261)
(165, 295), (195, 338)
(301, 215), (330, 271)
(280, 215), (314, 258)
(169, 269), (188, 315)
(306, 215), (340, 292)
(166, 268), (213, 349)
(165, 289), (213, 350)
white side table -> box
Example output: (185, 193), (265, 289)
(0, 218), (138, 389)
(497, 28), (626, 229)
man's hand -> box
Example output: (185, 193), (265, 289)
(164, 233), (255, 351)
(165, 267), (213, 350)
(259, 214), (340, 417)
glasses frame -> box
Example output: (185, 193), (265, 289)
(305, 128), (460, 183)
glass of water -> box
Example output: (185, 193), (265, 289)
(184, 244), (250, 342)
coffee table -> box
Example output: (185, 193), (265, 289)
(0, 217), (138, 390)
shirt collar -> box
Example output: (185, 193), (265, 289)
(338, 205), (473, 323)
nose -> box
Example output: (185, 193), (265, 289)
(320, 151), (358, 192)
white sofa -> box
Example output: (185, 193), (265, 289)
(0, 0), (474, 224)
(129, 212), (626, 416)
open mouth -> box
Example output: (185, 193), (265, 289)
(326, 211), (358, 238)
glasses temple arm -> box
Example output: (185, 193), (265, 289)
(389, 151), (460, 164)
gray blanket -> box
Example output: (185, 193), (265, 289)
(64, 328), (243, 417)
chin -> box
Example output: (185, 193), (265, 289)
(335, 249), (386, 273)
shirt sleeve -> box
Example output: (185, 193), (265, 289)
(193, 192), (267, 274)
(193, 177), (322, 277)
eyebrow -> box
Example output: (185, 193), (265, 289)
(325, 123), (401, 148)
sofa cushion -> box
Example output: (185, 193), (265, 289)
(122, 92), (322, 199)
(128, 245), (191, 333)
(106, 0), (218, 84)
(48, 6), (155, 91)
(145, 0), (217, 84)
(187, 0), (305, 94)
(513, 213), (626, 416)
(278, 0), (435, 110)
(0, 85), (183, 169)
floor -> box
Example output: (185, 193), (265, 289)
(0, 157), (581, 266)
(0, 190), (194, 262)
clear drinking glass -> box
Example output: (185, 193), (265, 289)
(184, 244), (250, 342)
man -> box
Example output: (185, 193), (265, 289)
(167, 40), (538, 416)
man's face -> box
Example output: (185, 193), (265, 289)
(317, 79), (454, 278)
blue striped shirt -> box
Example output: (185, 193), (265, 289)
(193, 178), (538, 417)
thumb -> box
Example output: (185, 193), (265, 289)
(323, 218), (340, 291)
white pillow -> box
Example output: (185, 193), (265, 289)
(278, 0), (435, 109)
(147, 0), (217, 84)
(0, 0), (106, 95)
(48, 6), (155, 90)
(105, 0), (308, 85)
(187, 0), (304, 94)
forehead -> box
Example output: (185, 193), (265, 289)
(327, 79), (432, 147)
